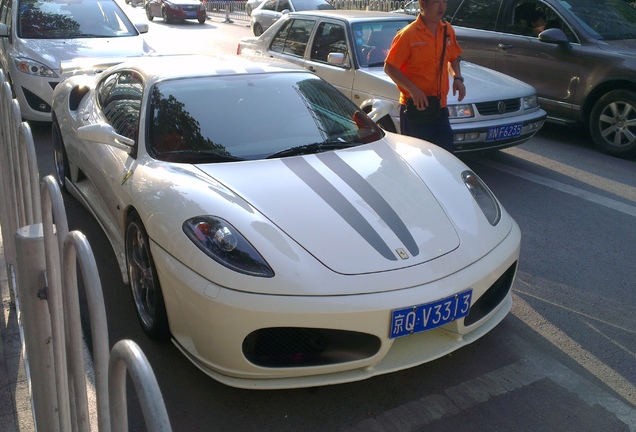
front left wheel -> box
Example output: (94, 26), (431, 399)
(146, 6), (154, 20)
(51, 116), (69, 191)
(126, 213), (170, 340)
(253, 22), (263, 36)
(589, 89), (636, 159)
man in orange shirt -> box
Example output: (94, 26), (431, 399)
(385, 0), (466, 153)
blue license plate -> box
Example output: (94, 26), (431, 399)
(486, 122), (523, 142)
(390, 290), (472, 339)
(186, 11), (196, 17)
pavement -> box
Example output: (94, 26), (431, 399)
(0, 230), (36, 431)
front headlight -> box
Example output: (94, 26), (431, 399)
(523, 95), (538, 110)
(14, 57), (57, 78)
(183, 216), (274, 277)
(462, 171), (501, 226)
(448, 104), (474, 119)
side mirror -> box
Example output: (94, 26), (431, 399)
(135, 23), (149, 34)
(77, 123), (135, 153)
(327, 52), (346, 66)
(538, 28), (570, 46)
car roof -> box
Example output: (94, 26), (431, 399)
(289, 10), (415, 22)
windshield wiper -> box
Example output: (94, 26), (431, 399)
(266, 140), (358, 159)
(157, 150), (245, 163)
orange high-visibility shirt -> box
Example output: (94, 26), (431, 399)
(386, 15), (462, 107)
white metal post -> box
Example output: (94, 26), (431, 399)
(14, 224), (61, 432)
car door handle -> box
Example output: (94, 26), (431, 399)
(498, 44), (514, 51)
(307, 66), (316, 72)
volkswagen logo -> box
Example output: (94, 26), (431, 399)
(497, 101), (507, 113)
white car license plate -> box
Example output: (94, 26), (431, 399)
(486, 122), (523, 142)
(390, 290), (472, 339)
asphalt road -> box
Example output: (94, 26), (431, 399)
(27, 4), (636, 431)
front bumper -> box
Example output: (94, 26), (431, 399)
(150, 220), (521, 389)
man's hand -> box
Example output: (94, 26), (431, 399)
(453, 79), (466, 102)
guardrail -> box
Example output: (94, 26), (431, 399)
(203, 0), (410, 26)
(1, 68), (172, 431)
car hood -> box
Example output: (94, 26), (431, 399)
(358, 61), (536, 104)
(195, 142), (461, 275)
(596, 39), (636, 56)
(14, 37), (152, 72)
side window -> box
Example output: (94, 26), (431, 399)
(100, 71), (143, 142)
(270, 19), (314, 56)
(507, 1), (576, 41)
(310, 22), (347, 63)
(261, 0), (277, 12)
(452, 0), (502, 31)
(270, 19), (292, 53)
(283, 19), (313, 56)
(278, 0), (291, 12)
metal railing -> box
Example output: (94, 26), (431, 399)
(203, 0), (410, 25)
(0, 68), (172, 431)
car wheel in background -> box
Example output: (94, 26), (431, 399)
(51, 116), (69, 191)
(162, 8), (170, 23)
(126, 212), (170, 340)
(146, 6), (154, 20)
(377, 116), (397, 133)
(589, 89), (636, 159)
(253, 22), (263, 36)
(198, 16), (206, 24)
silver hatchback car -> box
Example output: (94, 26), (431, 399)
(239, 10), (547, 153)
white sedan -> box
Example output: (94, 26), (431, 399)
(52, 54), (520, 389)
(238, 10), (547, 153)
(0, 0), (153, 122)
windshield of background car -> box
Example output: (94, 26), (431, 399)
(353, 20), (413, 67)
(557, 0), (636, 40)
(291, 0), (335, 11)
(148, 72), (384, 163)
(17, 0), (139, 39)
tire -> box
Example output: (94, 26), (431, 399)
(51, 117), (69, 191)
(162, 8), (170, 23)
(377, 115), (397, 133)
(146, 6), (153, 20)
(198, 16), (206, 24)
(253, 22), (263, 36)
(126, 213), (170, 340)
(589, 89), (636, 159)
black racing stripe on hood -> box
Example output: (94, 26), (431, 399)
(283, 157), (397, 261)
(317, 152), (419, 257)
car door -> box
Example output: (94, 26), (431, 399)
(303, 19), (355, 100)
(451, 0), (583, 120)
(0, 0), (13, 75)
(77, 70), (143, 234)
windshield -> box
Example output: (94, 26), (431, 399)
(291, 0), (335, 11)
(148, 72), (384, 163)
(557, 0), (636, 40)
(352, 20), (413, 67)
(18, 0), (139, 39)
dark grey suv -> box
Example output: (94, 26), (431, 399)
(443, 0), (636, 158)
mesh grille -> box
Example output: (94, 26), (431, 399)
(475, 98), (521, 116)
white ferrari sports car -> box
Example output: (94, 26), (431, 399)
(52, 55), (520, 389)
